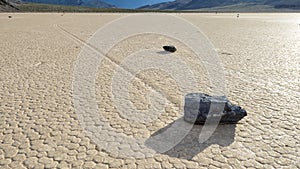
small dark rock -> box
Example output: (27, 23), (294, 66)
(8, 16), (12, 18)
(184, 93), (247, 124)
(163, 45), (176, 53)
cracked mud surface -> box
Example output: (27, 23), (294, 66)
(0, 13), (299, 168)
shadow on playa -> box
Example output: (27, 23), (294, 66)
(145, 117), (236, 160)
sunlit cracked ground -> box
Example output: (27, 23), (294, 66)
(0, 13), (299, 168)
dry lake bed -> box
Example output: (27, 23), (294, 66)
(0, 13), (299, 168)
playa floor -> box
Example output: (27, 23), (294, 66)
(0, 13), (299, 168)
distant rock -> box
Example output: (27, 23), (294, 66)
(163, 45), (177, 53)
(184, 93), (247, 124)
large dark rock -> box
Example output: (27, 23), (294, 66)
(184, 93), (247, 124)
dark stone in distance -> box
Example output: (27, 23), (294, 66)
(163, 45), (177, 53)
(184, 93), (247, 124)
(8, 16), (12, 18)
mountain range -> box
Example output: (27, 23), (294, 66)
(1, 0), (299, 11)
(0, 0), (21, 10)
(139, 0), (300, 10)
(21, 0), (115, 8)
(103, 0), (171, 9)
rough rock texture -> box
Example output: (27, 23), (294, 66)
(184, 93), (247, 124)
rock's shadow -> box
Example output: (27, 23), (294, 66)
(145, 117), (236, 160)
(156, 51), (170, 55)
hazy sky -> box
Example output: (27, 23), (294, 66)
(103, 0), (173, 9)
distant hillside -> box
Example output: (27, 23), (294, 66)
(22, 0), (115, 8)
(139, 0), (300, 11)
(1, 0), (299, 12)
(265, 0), (300, 9)
(1, 2), (159, 12)
(0, 0), (21, 11)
